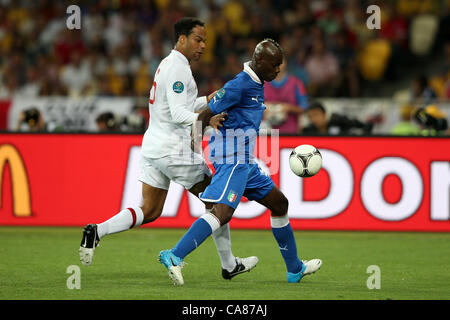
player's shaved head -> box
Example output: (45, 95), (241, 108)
(249, 39), (283, 82)
(253, 39), (283, 61)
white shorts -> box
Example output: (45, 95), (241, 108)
(139, 152), (212, 190)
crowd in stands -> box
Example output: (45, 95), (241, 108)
(1, 0), (450, 135)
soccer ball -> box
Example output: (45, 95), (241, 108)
(289, 144), (322, 177)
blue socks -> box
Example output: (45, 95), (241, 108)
(170, 212), (303, 276)
(271, 215), (303, 274)
(172, 214), (220, 259)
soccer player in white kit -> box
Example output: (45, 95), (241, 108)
(79, 17), (258, 280)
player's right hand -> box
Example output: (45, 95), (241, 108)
(209, 112), (227, 133)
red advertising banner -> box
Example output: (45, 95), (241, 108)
(0, 134), (449, 231)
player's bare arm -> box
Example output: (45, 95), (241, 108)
(208, 90), (218, 102)
(191, 107), (227, 152)
(193, 103), (227, 135)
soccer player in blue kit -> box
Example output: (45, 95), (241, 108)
(159, 39), (322, 285)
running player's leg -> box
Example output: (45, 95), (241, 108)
(169, 202), (234, 261)
(79, 156), (170, 266)
(159, 163), (247, 285)
(141, 183), (168, 224)
(96, 156), (170, 238)
(158, 201), (231, 285)
(255, 185), (322, 282)
(256, 185), (303, 273)
(208, 203), (258, 280)
(182, 156), (258, 277)
(243, 164), (303, 277)
(189, 175), (240, 273)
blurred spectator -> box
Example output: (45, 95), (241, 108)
(264, 60), (308, 134)
(409, 13), (439, 57)
(60, 51), (93, 96)
(316, 1), (342, 38)
(413, 104), (448, 136)
(379, 3), (408, 49)
(0, 72), (19, 98)
(344, 0), (375, 48)
(0, 0), (448, 131)
(442, 41), (450, 99)
(390, 104), (420, 135)
(16, 66), (41, 97)
(357, 38), (392, 82)
(428, 70), (449, 100)
(95, 106), (148, 133)
(379, 2), (409, 80)
(121, 106), (148, 133)
(53, 29), (87, 65)
(284, 0), (315, 28)
(39, 76), (68, 96)
(305, 37), (339, 96)
(302, 101), (373, 135)
(444, 41), (450, 73)
(95, 76), (115, 97)
(411, 75), (437, 106)
(15, 108), (46, 132)
(331, 31), (359, 97)
(222, 0), (251, 37)
(288, 47), (310, 87)
(96, 112), (119, 132)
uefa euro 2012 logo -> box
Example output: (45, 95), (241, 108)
(173, 81), (185, 94)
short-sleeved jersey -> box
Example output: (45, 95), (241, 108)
(141, 50), (207, 159)
(264, 74), (308, 134)
(208, 62), (265, 164)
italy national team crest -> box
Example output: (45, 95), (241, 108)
(172, 81), (184, 93)
(227, 190), (237, 203)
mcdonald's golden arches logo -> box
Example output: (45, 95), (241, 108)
(0, 144), (32, 217)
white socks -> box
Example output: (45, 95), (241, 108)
(212, 220), (236, 272)
(270, 214), (290, 228)
(203, 208), (236, 272)
(96, 206), (237, 272)
(200, 212), (221, 232)
(97, 207), (144, 239)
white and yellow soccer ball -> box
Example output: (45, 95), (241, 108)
(289, 144), (322, 178)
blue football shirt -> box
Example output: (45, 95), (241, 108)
(208, 62), (266, 164)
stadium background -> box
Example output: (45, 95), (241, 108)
(0, 0), (450, 302)
(0, 1), (450, 230)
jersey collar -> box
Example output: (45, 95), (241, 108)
(172, 49), (189, 66)
(243, 62), (262, 84)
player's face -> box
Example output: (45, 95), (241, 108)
(259, 52), (283, 82)
(186, 26), (206, 62)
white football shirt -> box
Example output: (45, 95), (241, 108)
(141, 49), (207, 158)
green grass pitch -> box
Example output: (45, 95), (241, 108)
(0, 226), (449, 300)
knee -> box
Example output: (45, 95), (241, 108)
(220, 213), (233, 226)
(211, 205), (233, 226)
(141, 205), (162, 224)
(272, 195), (289, 217)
